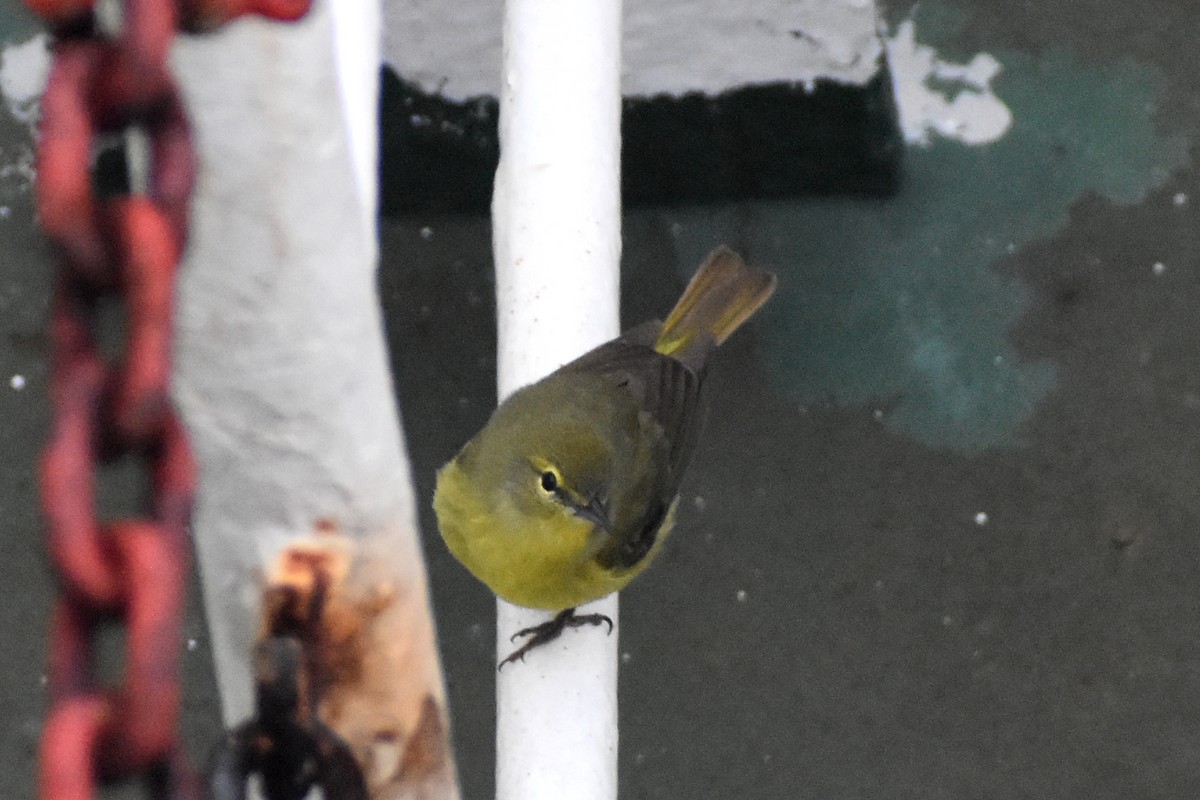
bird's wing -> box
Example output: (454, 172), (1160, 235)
(558, 335), (704, 489)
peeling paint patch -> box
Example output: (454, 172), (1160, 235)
(885, 18), (1011, 146)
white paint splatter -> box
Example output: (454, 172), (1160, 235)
(885, 19), (1012, 147)
(1, 33), (51, 124)
(1, 35), (48, 194)
(0, 151), (35, 190)
(974, 511), (988, 526)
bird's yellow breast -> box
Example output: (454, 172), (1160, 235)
(434, 458), (675, 610)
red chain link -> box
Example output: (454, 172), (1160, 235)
(27, 0), (313, 797)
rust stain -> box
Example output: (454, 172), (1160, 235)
(257, 520), (457, 798)
(314, 516), (340, 536)
(261, 527), (389, 704)
(398, 695), (449, 781)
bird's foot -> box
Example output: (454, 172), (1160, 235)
(498, 607), (614, 670)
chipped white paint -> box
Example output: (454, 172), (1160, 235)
(0, 33), (50, 123)
(384, 0), (885, 100)
(624, 0), (882, 94)
(885, 18), (1012, 146)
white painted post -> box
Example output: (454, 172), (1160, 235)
(492, 1), (623, 799)
(171, 2), (458, 797)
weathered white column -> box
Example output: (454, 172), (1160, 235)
(492, 2), (623, 800)
(171, 2), (458, 797)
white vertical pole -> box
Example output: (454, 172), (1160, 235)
(491, 0), (623, 799)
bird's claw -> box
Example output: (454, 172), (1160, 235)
(510, 625), (537, 643)
(497, 608), (614, 670)
(497, 649), (528, 670)
(573, 613), (613, 635)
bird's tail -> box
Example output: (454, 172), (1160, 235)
(654, 246), (777, 369)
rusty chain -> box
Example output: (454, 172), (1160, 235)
(27, 0), (312, 797)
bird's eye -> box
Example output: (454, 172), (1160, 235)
(539, 470), (558, 493)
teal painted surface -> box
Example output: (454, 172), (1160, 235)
(665, 10), (1188, 454)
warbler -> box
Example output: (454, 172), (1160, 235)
(434, 247), (776, 666)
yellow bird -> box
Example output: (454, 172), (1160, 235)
(434, 247), (776, 666)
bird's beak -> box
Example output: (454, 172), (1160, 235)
(572, 494), (613, 533)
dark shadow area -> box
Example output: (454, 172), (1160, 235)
(379, 64), (903, 215)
